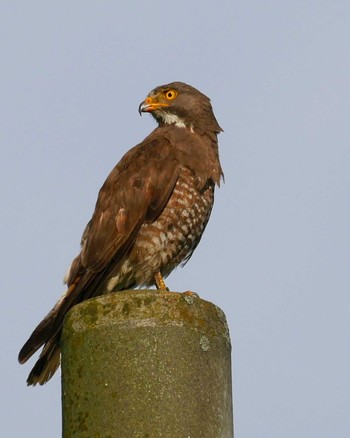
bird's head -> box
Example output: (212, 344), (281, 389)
(139, 82), (222, 134)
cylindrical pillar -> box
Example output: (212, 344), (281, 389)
(61, 290), (233, 437)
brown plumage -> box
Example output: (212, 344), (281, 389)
(18, 81), (224, 385)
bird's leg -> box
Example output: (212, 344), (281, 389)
(154, 271), (169, 291)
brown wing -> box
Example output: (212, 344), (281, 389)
(18, 134), (181, 371)
(73, 136), (180, 277)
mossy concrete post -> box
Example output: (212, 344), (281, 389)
(61, 290), (233, 437)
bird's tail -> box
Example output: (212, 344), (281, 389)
(25, 335), (61, 385)
(18, 308), (62, 386)
(18, 281), (80, 385)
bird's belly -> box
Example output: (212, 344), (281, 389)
(107, 174), (215, 291)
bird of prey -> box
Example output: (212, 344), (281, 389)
(18, 81), (224, 385)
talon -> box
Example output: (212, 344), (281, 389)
(154, 271), (168, 290)
(182, 290), (200, 298)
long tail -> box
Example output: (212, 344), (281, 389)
(18, 308), (63, 385)
(19, 258), (128, 385)
(18, 280), (82, 386)
(25, 334), (61, 385)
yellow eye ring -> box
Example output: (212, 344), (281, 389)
(164, 89), (177, 100)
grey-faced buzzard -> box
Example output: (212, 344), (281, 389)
(18, 81), (224, 385)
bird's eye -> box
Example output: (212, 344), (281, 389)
(164, 89), (177, 100)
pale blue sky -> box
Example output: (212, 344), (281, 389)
(2, 1), (350, 437)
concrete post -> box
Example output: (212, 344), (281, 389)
(61, 290), (233, 437)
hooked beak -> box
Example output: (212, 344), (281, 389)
(138, 97), (169, 116)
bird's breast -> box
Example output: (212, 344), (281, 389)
(137, 169), (214, 280)
(107, 169), (215, 290)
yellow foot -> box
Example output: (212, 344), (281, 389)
(154, 271), (169, 291)
(182, 290), (200, 298)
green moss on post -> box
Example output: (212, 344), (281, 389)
(61, 290), (233, 437)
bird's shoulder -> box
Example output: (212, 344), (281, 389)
(78, 130), (180, 272)
(72, 126), (221, 274)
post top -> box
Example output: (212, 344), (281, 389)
(62, 289), (231, 351)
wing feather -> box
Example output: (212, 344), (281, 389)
(19, 135), (181, 372)
(74, 136), (180, 277)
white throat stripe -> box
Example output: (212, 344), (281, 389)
(158, 111), (187, 128)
